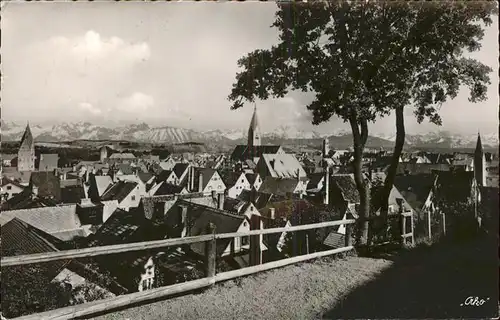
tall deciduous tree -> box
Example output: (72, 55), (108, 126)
(228, 1), (496, 244)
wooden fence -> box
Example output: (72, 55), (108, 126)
(1, 219), (356, 320)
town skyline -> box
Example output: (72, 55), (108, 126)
(2, 2), (498, 136)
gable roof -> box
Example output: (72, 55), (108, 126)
(30, 171), (62, 201)
(153, 182), (186, 196)
(137, 172), (154, 184)
(109, 153), (136, 160)
(219, 170), (245, 188)
(259, 177), (300, 197)
(393, 174), (436, 212)
(1, 218), (69, 280)
(1, 189), (59, 210)
(245, 173), (259, 185)
(306, 173), (324, 190)
(1, 176), (24, 189)
(172, 163), (190, 179)
(323, 232), (346, 249)
(38, 154), (59, 171)
(157, 169), (175, 182)
(101, 181), (138, 202)
(61, 185), (86, 204)
(330, 175), (360, 203)
(94, 175), (114, 197)
(185, 167), (219, 191)
(87, 208), (149, 247)
(260, 153), (307, 179)
(434, 170), (476, 202)
(167, 200), (244, 258)
(238, 189), (287, 210)
(0, 204), (82, 237)
(230, 145), (282, 162)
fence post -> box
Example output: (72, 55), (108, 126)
(344, 223), (352, 247)
(249, 214), (262, 266)
(410, 214), (415, 245)
(205, 222), (216, 279)
(305, 233), (310, 254)
(427, 209), (432, 241)
(399, 213), (406, 246)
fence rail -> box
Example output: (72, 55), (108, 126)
(2, 219), (357, 320)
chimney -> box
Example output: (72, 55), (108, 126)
(269, 207), (275, 220)
(217, 192), (225, 210)
(324, 166), (330, 205)
(190, 167), (195, 192)
(198, 171), (204, 193)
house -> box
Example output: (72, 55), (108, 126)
(1, 167), (32, 186)
(237, 189), (287, 210)
(255, 153), (308, 180)
(258, 199), (331, 256)
(109, 152), (136, 161)
(1, 189), (60, 211)
(61, 185), (87, 204)
(245, 173), (263, 191)
(1, 218), (117, 316)
(157, 170), (179, 185)
(259, 177), (308, 198)
(2, 154), (17, 167)
(100, 181), (144, 211)
(220, 170), (251, 198)
(326, 174), (361, 213)
(29, 171), (62, 202)
(393, 173), (437, 220)
(172, 163), (190, 183)
(38, 154), (59, 172)
(0, 204), (91, 241)
(181, 167), (226, 194)
(1, 177), (25, 200)
(166, 200), (266, 263)
(433, 170), (479, 206)
(17, 123), (36, 172)
(85, 208), (167, 292)
(88, 175), (114, 201)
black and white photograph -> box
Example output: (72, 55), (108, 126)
(1, 1), (498, 319)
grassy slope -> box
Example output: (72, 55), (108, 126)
(92, 236), (498, 320)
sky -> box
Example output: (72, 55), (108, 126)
(1, 2), (498, 136)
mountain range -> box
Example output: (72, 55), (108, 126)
(1, 121), (498, 150)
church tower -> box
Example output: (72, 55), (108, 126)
(474, 132), (486, 187)
(322, 138), (330, 158)
(17, 122), (36, 172)
(248, 105), (262, 150)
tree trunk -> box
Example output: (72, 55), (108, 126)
(349, 116), (370, 245)
(380, 106), (405, 228)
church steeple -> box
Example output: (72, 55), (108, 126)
(248, 104), (261, 149)
(474, 131), (486, 187)
(17, 122), (35, 172)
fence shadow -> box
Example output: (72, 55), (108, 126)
(321, 233), (498, 319)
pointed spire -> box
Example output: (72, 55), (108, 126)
(475, 131), (483, 154)
(20, 121), (34, 150)
(249, 103), (259, 131)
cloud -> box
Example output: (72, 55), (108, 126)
(79, 102), (102, 115)
(117, 92), (155, 113)
(50, 30), (150, 63)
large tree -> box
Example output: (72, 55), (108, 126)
(228, 1), (496, 244)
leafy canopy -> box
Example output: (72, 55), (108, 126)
(228, 1), (495, 127)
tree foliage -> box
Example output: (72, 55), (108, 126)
(228, 1), (496, 242)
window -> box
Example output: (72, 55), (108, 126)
(241, 179), (245, 183)
(6, 186), (12, 190)
(241, 236), (249, 246)
(131, 195), (136, 201)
